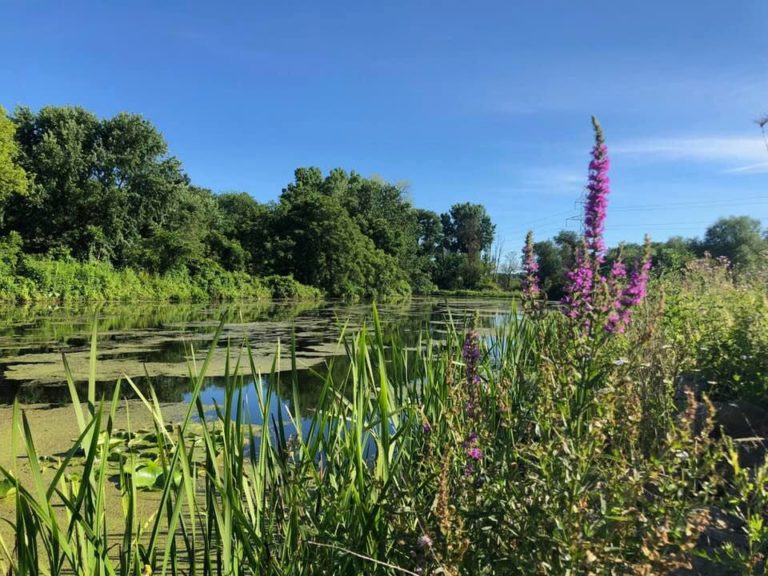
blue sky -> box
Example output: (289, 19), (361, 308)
(2, 0), (767, 252)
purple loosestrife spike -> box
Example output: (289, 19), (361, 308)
(604, 236), (652, 334)
(521, 231), (540, 300)
(584, 116), (610, 263)
(562, 246), (594, 320)
(462, 325), (481, 416)
(562, 117), (610, 324)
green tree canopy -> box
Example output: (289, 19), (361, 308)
(270, 188), (409, 299)
(0, 106), (27, 220)
(5, 106), (191, 264)
(441, 203), (495, 259)
(699, 216), (766, 270)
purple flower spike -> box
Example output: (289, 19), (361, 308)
(584, 117), (610, 263)
(604, 236), (652, 334)
(521, 231), (540, 300)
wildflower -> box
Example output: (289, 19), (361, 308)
(561, 117), (652, 335)
(462, 327), (481, 372)
(466, 447), (483, 460)
(584, 117), (610, 262)
(521, 230), (540, 300)
(463, 463), (475, 476)
(462, 325), (481, 417)
(422, 421), (432, 434)
(562, 247), (594, 321)
(416, 534), (433, 550)
(604, 236), (652, 334)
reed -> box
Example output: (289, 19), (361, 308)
(0, 296), (763, 575)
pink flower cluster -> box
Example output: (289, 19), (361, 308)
(561, 117), (651, 334)
(604, 239), (652, 334)
(522, 116), (652, 335)
(584, 121), (610, 261)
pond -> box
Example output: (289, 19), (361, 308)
(0, 298), (515, 413)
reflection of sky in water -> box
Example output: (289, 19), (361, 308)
(188, 376), (379, 459)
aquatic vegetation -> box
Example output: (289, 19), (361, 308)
(1, 285), (764, 575)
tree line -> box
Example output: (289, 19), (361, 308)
(0, 105), (497, 300)
(529, 216), (768, 300)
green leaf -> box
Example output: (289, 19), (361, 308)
(130, 460), (165, 490)
(0, 478), (16, 499)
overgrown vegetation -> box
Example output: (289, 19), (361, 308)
(1, 263), (767, 574)
(532, 217), (768, 301)
(0, 232), (321, 303)
(1, 114), (766, 575)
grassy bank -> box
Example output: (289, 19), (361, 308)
(0, 252), (322, 304)
(0, 258), (766, 575)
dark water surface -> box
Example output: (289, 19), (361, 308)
(0, 299), (514, 410)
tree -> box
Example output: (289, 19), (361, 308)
(528, 230), (581, 300)
(272, 167), (426, 293)
(441, 203), (495, 259)
(533, 239), (566, 298)
(0, 106), (27, 222)
(270, 175), (410, 299)
(652, 236), (696, 271)
(5, 106), (191, 264)
(216, 192), (272, 273)
(435, 203), (496, 290)
(700, 216), (766, 270)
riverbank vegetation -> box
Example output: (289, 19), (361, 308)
(0, 117), (766, 575)
(1, 256), (766, 575)
(0, 105), (504, 301)
(0, 234), (321, 303)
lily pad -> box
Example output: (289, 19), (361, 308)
(0, 478), (16, 499)
(127, 460), (164, 490)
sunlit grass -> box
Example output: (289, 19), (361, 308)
(0, 295), (765, 575)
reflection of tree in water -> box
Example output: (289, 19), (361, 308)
(0, 301), (322, 345)
(1, 298), (513, 406)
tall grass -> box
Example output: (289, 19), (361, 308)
(0, 294), (765, 574)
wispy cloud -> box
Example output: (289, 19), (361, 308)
(492, 168), (586, 199)
(613, 136), (768, 174)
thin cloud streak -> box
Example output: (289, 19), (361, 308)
(613, 136), (768, 173)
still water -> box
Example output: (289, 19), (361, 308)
(0, 298), (514, 414)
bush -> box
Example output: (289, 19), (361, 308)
(658, 256), (768, 406)
(262, 275), (323, 300)
(0, 255), (319, 304)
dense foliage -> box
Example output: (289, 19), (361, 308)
(0, 231), (321, 303)
(1, 115), (766, 576)
(2, 267), (767, 575)
(532, 217), (767, 301)
(0, 105), (499, 301)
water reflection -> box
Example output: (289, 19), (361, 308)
(0, 298), (514, 406)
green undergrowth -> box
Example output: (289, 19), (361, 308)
(0, 270), (766, 574)
(0, 249), (322, 304)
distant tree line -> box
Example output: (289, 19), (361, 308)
(531, 216), (768, 300)
(0, 105), (497, 300)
